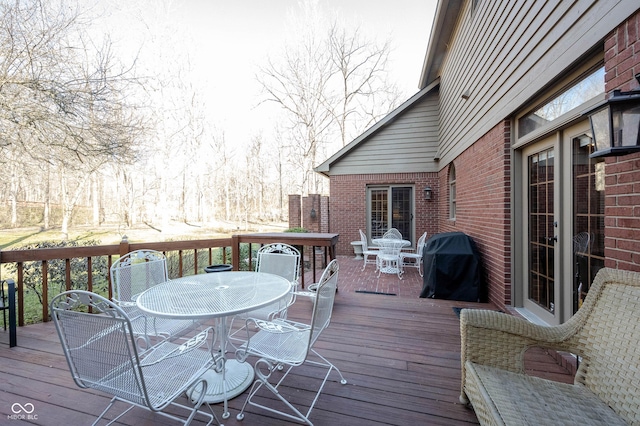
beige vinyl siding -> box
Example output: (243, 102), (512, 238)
(435, 0), (636, 167)
(327, 93), (439, 175)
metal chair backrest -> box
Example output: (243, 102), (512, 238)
(51, 291), (149, 406)
(255, 243), (300, 283)
(379, 239), (405, 257)
(383, 228), (402, 240)
(110, 250), (169, 303)
(416, 232), (428, 254)
(573, 232), (591, 256)
(51, 290), (218, 424)
(359, 229), (372, 251)
(309, 259), (339, 346)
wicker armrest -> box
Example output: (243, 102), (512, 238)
(460, 309), (573, 374)
(460, 309), (578, 406)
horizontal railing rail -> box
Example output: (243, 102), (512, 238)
(0, 232), (339, 329)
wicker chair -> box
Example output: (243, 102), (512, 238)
(460, 268), (640, 425)
(235, 259), (347, 425)
(110, 249), (195, 349)
(51, 290), (221, 426)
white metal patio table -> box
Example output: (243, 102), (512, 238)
(136, 271), (291, 419)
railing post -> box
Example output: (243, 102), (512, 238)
(232, 235), (240, 271)
(8, 279), (17, 347)
(119, 235), (131, 257)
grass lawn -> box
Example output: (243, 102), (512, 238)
(0, 220), (289, 250)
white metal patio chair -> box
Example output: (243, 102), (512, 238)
(401, 231), (427, 277)
(110, 249), (196, 348)
(359, 229), (379, 271)
(573, 231), (591, 307)
(235, 259), (347, 425)
(376, 238), (405, 279)
(228, 243), (300, 348)
(573, 231), (591, 255)
(51, 290), (221, 426)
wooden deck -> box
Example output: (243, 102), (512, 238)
(0, 255), (574, 425)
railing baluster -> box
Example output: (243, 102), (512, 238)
(42, 260), (48, 323)
(65, 258), (71, 291)
(107, 255), (113, 301)
(7, 279), (17, 347)
(193, 249), (198, 275)
(17, 263), (24, 327)
(87, 257), (93, 293)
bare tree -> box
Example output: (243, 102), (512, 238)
(328, 22), (401, 147)
(0, 0), (145, 236)
(256, 3), (401, 195)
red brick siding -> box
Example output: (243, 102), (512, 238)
(303, 194), (321, 232)
(604, 10), (640, 93)
(288, 195), (301, 228)
(603, 9), (640, 272)
(329, 172), (439, 256)
(438, 120), (512, 308)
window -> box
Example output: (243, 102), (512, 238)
(449, 164), (456, 219)
(518, 67), (605, 138)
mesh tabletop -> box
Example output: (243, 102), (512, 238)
(136, 271), (291, 320)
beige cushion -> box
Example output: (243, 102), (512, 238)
(465, 362), (627, 426)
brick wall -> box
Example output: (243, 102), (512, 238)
(438, 120), (512, 308)
(603, 9), (640, 272)
(329, 172), (439, 256)
(288, 195), (301, 228)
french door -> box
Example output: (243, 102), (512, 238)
(367, 186), (414, 244)
(520, 121), (604, 324)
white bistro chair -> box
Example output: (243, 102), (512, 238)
(51, 290), (221, 426)
(235, 259), (347, 425)
(401, 232), (427, 277)
(228, 243), (300, 348)
(110, 249), (195, 348)
(359, 229), (379, 271)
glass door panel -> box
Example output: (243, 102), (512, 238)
(572, 136), (605, 313)
(392, 188), (412, 241)
(528, 147), (556, 314)
(368, 186), (414, 243)
(370, 189), (388, 239)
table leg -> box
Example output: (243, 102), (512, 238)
(187, 317), (254, 418)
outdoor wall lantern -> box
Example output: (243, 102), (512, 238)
(424, 186), (433, 201)
(586, 83), (640, 158)
(310, 207), (317, 219)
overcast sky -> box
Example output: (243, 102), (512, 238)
(180, 1), (437, 141)
(103, 0), (438, 150)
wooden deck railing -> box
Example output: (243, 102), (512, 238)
(0, 232), (338, 327)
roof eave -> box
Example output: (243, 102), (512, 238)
(418, 0), (464, 89)
(314, 79), (440, 177)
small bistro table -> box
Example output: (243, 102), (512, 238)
(136, 271), (291, 419)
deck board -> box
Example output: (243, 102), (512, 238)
(0, 255), (574, 425)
